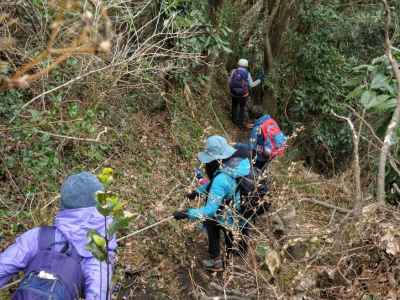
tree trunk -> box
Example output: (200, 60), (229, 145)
(377, 0), (400, 204)
(261, 0), (296, 116)
(208, 0), (224, 26)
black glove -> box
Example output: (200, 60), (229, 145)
(257, 72), (266, 82)
(186, 191), (199, 200)
(173, 210), (188, 220)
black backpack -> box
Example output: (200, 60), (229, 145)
(206, 146), (270, 222)
(236, 167), (270, 223)
(232, 145), (270, 222)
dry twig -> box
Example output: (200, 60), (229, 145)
(331, 110), (363, 207)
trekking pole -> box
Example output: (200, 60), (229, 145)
(0, 279), (21, 291)
(117, 216), (174, 243)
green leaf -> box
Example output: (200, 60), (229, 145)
(102, 168), (113, 176)
(371, 73), (392, 92)
(68, 103), (79, 118)
(98, 174), (113, 186)
(29, 110), (41, 122)
(93, 233), (106, 248)
(352, 64), (375, 72)
(96, 202), (112, 216)
(86, 230), (107, 261)
(86, 242), (107, 261)
(256, 242), (269, 259)
(364, 94), (391, 109)
(347, 86), (365, 99)
(96, 191), (113, 205)
(343, 77), (362, 88)
(221, 46), (233, 54)
(375, 98), (397, 112)
(360, 90), (377, 108)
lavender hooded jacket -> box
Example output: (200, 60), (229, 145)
(0, 206), (117, 300)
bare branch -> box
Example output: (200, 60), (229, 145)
(300, 198), (352, 214)
(35, 127), (108, 143)
(331, 110), (362, 206)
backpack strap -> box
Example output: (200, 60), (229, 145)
(38, 226), (81, 260)
(205, 170), (222, 194)
(38, 226), (56, 251)
(56, 229), (81, 261)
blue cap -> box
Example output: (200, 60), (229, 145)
(60, 172), (104, 209)
(197, 135), (236, 163)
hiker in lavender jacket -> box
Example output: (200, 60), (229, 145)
(0, 172), (117, 300)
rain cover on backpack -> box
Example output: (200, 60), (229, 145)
(251, 115), (287, 160)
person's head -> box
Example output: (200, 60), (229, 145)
(238, 58), (249, 68)
(204, 160), (220, 180)
(198, 135), (236, 178)
(60, 171), (104, 210)
(252, 106), (264, 119)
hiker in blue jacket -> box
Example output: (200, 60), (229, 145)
(228, 58), (265, 129)
(249, 110), (287, 170)
(173, 135), (251, 271)
(0, 172), (116, 300)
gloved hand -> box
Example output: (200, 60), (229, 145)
(194, 168), (203, 179)
(257, 72), (266, 82)
(173, 210), (188, 220)
(186, 190), (199, 200)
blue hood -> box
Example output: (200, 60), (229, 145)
(54, 207), (117, 258)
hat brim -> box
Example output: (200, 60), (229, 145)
(197, 144), (236, 163)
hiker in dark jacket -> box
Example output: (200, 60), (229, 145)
(173, 135), (251, 271)
(228, 58), (264, 129)
(0, 172), (117, 300)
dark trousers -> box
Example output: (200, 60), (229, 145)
(231, 96), (248, 128)
(204, 219), (233, 259)
(204, 219), (250, 258)
(255, 159), (269, 171)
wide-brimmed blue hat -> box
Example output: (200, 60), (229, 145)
(60, 171), (104, 209)
(197, 135), (236, 163)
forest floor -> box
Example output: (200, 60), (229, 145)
(1, 75), (399, 300)
(100, 101), (357, 299)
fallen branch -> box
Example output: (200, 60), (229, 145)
(300, 198), (352, 214)
(35, 127), (108, 143)
(209, 282), (256, 299)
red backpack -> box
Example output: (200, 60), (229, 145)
(260, 117), (287, 159)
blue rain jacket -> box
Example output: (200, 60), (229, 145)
(187, 157), (251, 226)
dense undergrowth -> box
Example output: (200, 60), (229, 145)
(1, 0), (400, 299)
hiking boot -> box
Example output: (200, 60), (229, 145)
(201, 258), (224, 271)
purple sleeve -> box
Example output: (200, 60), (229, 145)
(228, 69), (235, 86)
(247, 72), (260, 88)
(0, 228), (39, 287)
(81, 244), (116, 300)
